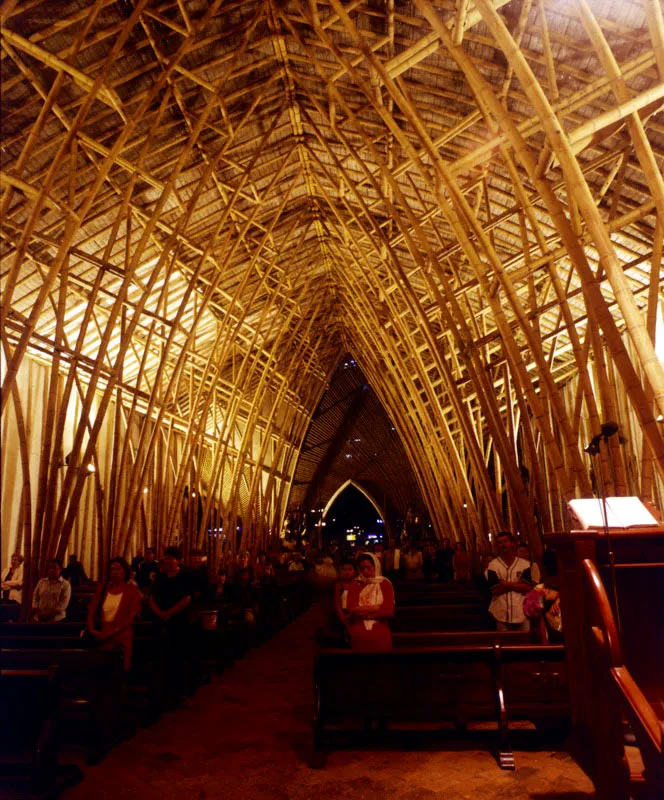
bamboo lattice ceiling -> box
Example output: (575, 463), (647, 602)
(1, 0), (664, 566)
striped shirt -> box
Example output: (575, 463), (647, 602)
(32, 576), (71, 621)
(485, 557), (533, 624)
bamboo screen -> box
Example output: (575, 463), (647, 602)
(1, 0), (663, 593)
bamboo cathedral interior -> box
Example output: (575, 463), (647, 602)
(1, 1), (663, 798)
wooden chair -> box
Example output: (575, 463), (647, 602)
(581, 559), (664, 798)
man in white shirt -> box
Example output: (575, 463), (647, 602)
(382, 538), (401, 580)
(485, 532), (533, 631)
(288, 552), (304, 572)
(32, 559), (72, 622)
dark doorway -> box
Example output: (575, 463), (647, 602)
(323, 484), (386, 548)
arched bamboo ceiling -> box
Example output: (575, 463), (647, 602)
(289, 356), (425, 525)
(1, 0), (664, 576)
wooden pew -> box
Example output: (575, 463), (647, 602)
(393, 630), (538, 648)
(0, 631), (170, 726)
(0, 667), (59, 796)
(0, 649), (124, 764)
(66, 585), (98, 622)
(0, 621), (154, 638)
(312, 642), (568, 769)
(396, 585), (486, 605)
(392, 604), (492, 632)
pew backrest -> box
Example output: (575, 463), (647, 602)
(393, 631), (537, 648)
(315, 643), (569, 724)
(0, 666), (59, 752)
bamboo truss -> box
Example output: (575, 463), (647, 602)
(1, 0), (663, 588)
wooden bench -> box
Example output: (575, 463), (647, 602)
(0, 667), (59, 796)
(0, 631), (170, 726)
(392, 604), (492, 632)
(396, 589), (486, 606)
(67, 586), (98, 622)
(312, 642), (568, 769)
(0, 648), (124, 764)
(395, 603), (488, 616)
(0, 621), (154, 638)
(393, 630), (538, 648)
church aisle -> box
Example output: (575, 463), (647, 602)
(63, 605), (594, 800)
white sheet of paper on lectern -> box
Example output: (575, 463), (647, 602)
(567, 497), (658, 530)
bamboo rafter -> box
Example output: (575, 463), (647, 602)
(1, 0), (662, 584)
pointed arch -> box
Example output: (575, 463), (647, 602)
(322, 479), (391, 540)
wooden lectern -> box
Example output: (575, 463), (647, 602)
(546, 512), (664, 799)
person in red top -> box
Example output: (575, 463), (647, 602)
(452, 541), (471, 581)
(346, 552), (395, 651)
(87, 557), (142, 670)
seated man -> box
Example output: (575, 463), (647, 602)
(232, 568), (260, 651)
(213, 568), (233, 602)
(187, 548), (211, 604)
(62, 553), (88, 587)
(137, 547), (159, 591)
(435, 537), (455, 582)
(382, 539), (401, 580)
(232, 568), (259, 624)
(288, 551), (305, 572)
(32, 559), (72, 622)
(485, 532), (533, 631)
(253, 550), (269, 581)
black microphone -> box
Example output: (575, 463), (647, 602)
(585, 421), (619, 454)
(600, 421), (619, 439)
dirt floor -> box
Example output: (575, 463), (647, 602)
(62, 605), (595, 800)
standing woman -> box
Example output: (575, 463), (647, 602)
(401, 536), (424, 581)
(87, 557), (142, 671)
(346, 552), (395, 651)
(453, 541), (471, 581)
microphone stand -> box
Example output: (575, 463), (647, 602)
(585, 437), (622, 638)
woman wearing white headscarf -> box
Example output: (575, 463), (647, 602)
(346, 551), (395, 651)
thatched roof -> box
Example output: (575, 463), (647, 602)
(1, 0), (663, 568)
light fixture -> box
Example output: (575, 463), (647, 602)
(143, 487), (148, 494)
(58, 452), (95, 476)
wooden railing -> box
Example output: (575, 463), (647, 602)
(581, 559), (663, 797)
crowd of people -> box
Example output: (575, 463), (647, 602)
(1, 530), (562, 669)
(323, 531), (561, 650)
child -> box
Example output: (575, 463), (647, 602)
(524, 581), (563, 642)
